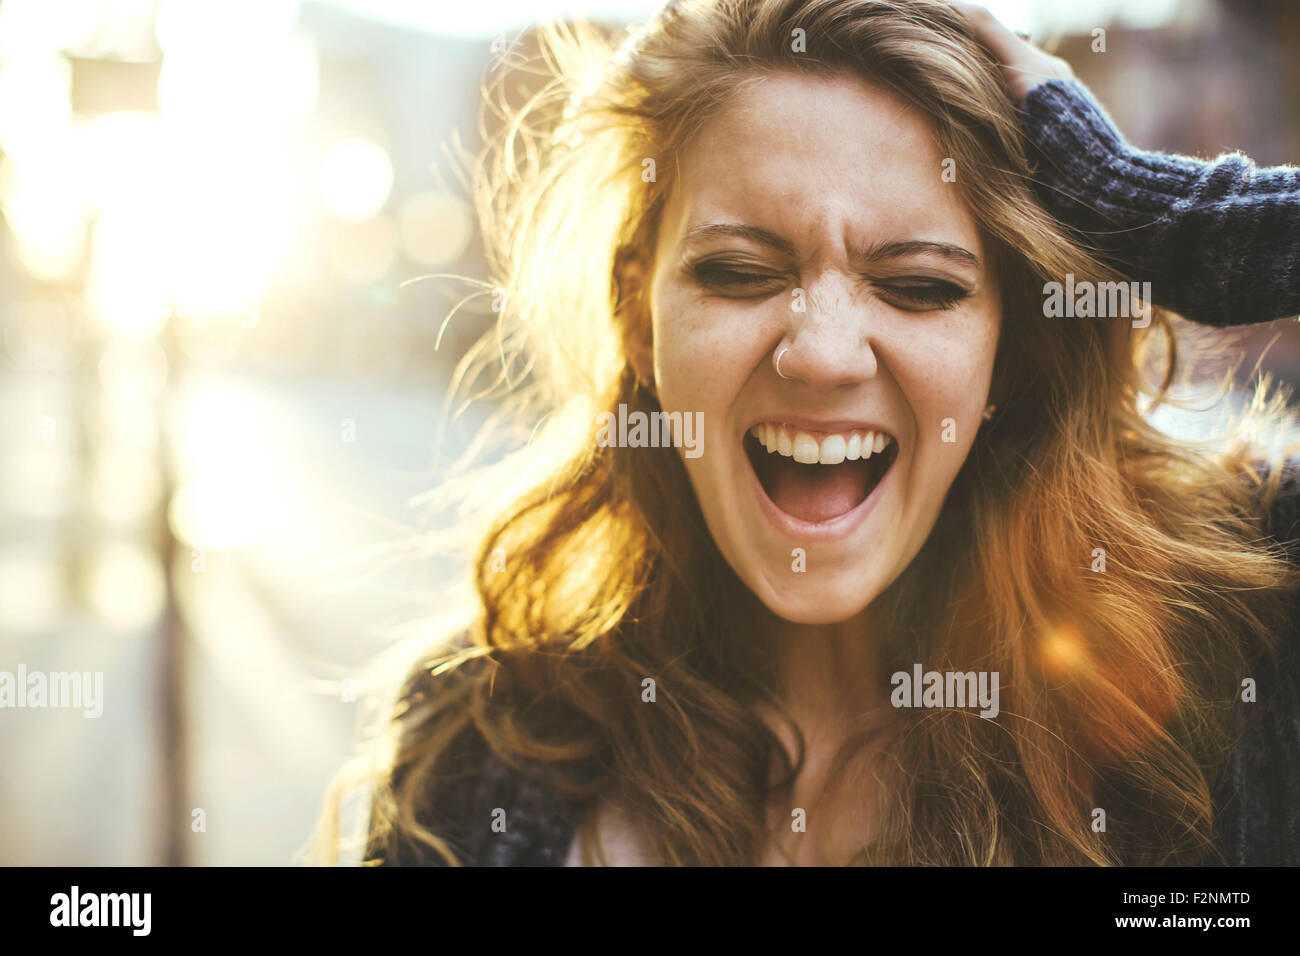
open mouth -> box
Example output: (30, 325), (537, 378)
(744, 422), (898, 524)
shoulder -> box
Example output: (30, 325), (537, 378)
(1211, 456), (1300, 864)
(1259, 456), (1300, 553)
(1234, 453), (1300, 569)
(366, 647), (587, 867)
(1242, 454), (1300, 666)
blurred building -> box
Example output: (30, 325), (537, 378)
(1056, 0), (1300, 382)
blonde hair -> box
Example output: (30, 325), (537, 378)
(316, 0), (1300, 866)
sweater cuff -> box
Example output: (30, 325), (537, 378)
(1021, 77), (1205, 223)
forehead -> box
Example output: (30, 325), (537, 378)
(659, 71), (981, 257)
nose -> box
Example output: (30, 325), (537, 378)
(773, 272), (880, 387)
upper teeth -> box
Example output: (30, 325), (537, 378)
(748, 423), (892, 465)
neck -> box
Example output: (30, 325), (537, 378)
(747, 595), (890, 733)
(744, 595), (897, 864)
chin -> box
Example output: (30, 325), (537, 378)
(744, 564), (887, 628)
(764, 596), (872, 627)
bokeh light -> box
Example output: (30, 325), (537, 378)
(398, 190), (473, 267)
(83, 540), (166, 631)
(318, 138), (394, 222)
(0, 545), (64, 632)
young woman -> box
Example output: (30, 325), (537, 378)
(319, 0), (1300, 866)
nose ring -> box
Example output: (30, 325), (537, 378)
(775, 347), (792, 380)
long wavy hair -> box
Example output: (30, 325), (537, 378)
(315, 0), (1300, 866)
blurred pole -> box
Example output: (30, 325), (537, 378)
(157, 314), (189, 866)
(70, 42), (187, 866)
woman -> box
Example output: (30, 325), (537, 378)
(319, 0), (1300, 866)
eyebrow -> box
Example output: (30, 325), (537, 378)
(858, 239), (981, 270)
(682, 222), (981, 270)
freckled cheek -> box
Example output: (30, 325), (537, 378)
(651, 299), (766, 414)
(652, 311), (741, 508)
(888, 317), (998, 457)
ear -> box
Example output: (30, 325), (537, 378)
(985, 364), (1009, 424)
(614, 248), (654, 389)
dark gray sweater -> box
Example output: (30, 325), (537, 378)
(368, 77), (1300, 866)
(1021, 78), (1300, 327)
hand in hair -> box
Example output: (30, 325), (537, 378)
(957, 2), (1300, 327)
(951, 2), (1073, 103)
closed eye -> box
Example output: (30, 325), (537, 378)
(874, 281), (970, 312)
(688, 260), (786, 295)
(687, 259), (971, 311)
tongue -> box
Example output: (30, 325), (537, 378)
(767, 457), (873, 523)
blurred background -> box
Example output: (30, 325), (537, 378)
(0, 0), (1297, 865)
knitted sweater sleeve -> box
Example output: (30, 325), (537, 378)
(1020, 78), (1300, 327)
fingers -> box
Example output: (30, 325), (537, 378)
(951, 2), (1025, 62)
(950, 2), (1075, 103)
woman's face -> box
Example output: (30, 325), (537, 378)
(645, 71), (1002, 626)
